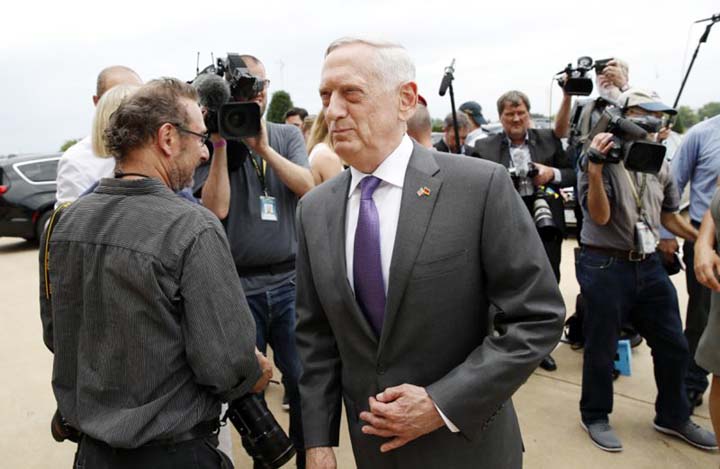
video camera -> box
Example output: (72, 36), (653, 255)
(585, 107), (666, 174)
(193, 53), (264, 139)
(557, 56), (614, 96)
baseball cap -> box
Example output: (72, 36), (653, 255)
(618, 88), (677, 115)
(459, 101), (488, 125)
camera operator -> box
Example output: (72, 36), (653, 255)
(575, 88), (716, 452)
(40, 78), (271, 468)
(201, 54), (313, 468)
(471, 90), (574, 372)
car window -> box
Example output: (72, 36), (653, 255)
(16, 160), (58, 183)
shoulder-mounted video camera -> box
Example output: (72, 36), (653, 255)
(584, 107), (666, 174)
(556, 56), (613, 96)
(193, 53), (264, 139)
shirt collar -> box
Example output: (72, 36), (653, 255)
(505, 131), (529, 147)
(348, 134), (413, 199)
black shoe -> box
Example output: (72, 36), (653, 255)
(539, 355), (557, 371)
(619, 332), (643, 348)
(687, 390), (704, 408)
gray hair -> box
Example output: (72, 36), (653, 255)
(325, 37), (415, 90)
(444, 112), (470, 130)
(497, 90), (531, 115)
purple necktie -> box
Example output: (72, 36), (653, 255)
(353, 176), (385, 336)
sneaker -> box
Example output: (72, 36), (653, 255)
(581, 421), (623, 452)
(281, 391), (290, 411)
(653, 419), (718, 451)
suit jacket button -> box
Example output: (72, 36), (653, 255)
(376, 364), (386, 375)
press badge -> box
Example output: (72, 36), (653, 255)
(259, 195), (278, 221)
(635, 220), (657, 255)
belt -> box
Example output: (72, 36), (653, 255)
(583, 245), (653, 262)
(235, 259), (295, 277)
(145, 419), (219, 447)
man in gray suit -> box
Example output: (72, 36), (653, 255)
(295, 37), (565, 469)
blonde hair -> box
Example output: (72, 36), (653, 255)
(306, 110), (332, 154)
(92, 84), (139, 157)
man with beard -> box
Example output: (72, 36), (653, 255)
(40, 78), (270, 468)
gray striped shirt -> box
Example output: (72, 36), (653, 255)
(39, 178), (261, 448)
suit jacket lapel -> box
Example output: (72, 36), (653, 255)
(499, 137), (511, 168)
(325, 171), (379, 345)
(378, 145), (442, 354)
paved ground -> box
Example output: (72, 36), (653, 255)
(1, 236), (718, 468)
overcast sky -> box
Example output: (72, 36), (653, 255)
(2, 0), (718, 154)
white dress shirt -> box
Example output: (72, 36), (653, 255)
(344, 134), (459, 433)
(55, 136), (116, 208)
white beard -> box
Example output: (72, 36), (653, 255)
(598, 85), (621, 103)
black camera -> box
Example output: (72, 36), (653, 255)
(593, 58), (613, 76)
(194, 53), (265, 139)
(585, 107), (666, 174)
(557, 56), (595, 96)
(508, 161), (538, 197)
(224, 394), (295, 468)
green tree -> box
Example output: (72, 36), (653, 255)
(431, 118), (444, 132)
(60, 139), (79, 152)
(673, 106), (698, 134)
(266, 90), (293, 123)
(698, 102), (720, 121)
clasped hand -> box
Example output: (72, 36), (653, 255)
(359, 383), (445, 453)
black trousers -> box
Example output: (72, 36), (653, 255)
(682, 236), (711, 395)
(74, 435), (232, 469)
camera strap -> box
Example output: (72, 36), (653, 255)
(43, 202), (72, 300)
(249, 154), (268, 196)
(622, 165), (647, 218)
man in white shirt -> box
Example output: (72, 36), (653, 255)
(55, 66), (142, 207)
(295, 37), (565, 469)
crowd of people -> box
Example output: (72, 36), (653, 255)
(39, 37), (720, 468)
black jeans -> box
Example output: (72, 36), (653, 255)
(576, 249), (691, 426)
(682, 237), (711, 395)
(74, 435), (232, 469)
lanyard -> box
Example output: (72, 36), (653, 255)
(250, 154), (268, 195)
(622, 165), (647, 216)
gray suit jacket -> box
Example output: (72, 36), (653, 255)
(295, 143), (565, 469)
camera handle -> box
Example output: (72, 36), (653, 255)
(673, 13), (719, 110)
(438, 59), (461, 154)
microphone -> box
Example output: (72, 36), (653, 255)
(695, 13), (719, 23)
(193, 73), (231, 111)
(439, 59), (455, 97)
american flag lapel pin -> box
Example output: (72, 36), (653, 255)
(416, 186), (431, 197)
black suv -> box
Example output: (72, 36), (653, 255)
(0, 153), (60, 241)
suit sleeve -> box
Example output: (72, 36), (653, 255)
(295, 199), (343, 448)
(426, 166), (565, 440)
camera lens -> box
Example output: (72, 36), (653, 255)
(226, 109), (247, 129)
